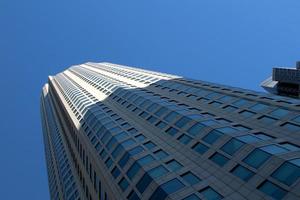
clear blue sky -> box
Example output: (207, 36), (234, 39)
(1, 1), (300, 199)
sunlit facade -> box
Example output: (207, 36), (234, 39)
(41, 62), (300, 200)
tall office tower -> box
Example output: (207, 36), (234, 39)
(261, 61), (300, 98)
(40, 62), (300, 200)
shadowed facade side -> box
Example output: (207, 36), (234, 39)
(41, 62), (300, 200)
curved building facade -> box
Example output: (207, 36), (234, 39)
(41, 62), (300, 200)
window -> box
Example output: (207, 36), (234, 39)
(250, 103), (270, 112)
(254, 132), (274, 140)
(111, 145), (124, 158)
(128, 127), (138, 134)
(219, 95), (235, 102)
(166, 159), (183, 172)
(129, 146), (144, 155)
(258, 116), (277, 124)
(221, 138), (245, 155)
(155, 107), (168, 117)
(223, 105), (238, 112)
(201, 120), (219, 126)
(233, 99), (251, 107)
(154, 149), (169, 159)
(210, 101), (222, 107)
(187, 123), (205, 136)
(281, 122), (300, 131)
(260, 145), (289, 154)
(115, 131), (129, 141)
(105, 158), (113, 168)
(139, 111), (149, 119)
(258, 181), (287, 200)
(217, 127), (238, 134)
(149, 165), (169, 178)
(236, 134), (261, 143)
(240, 110), (256, 117)
(163, 111), (179, 123)
(181, 172), (201, 185)
(118, 178), (129, 191)
(231, 165), (254, 181)
(144, 141), (156, 150)
(111, 167), (121, 178)
(293, 116), (300, 123)
(199, 186), (223, 200)
(135, 134), (146, 142)
(202, 130), (223, 145)
(147, 103), (159, 112)
(122, 139), (136, 149)
(166, 127), (179, 136)
(243, 149), (271, 169)
(280, 142), (300, 151)
(187, 114), (203, 120)
(147, 116), (158, 124)
(136, 174), (153, 193)
(138, 155), (155, 165)
(119, 152), (130, 168)
(178, 134), (192, 144)
(271, 159), (300, 186)
(127, 190), (140, 200)
(175, 116), (192, 129)
(155, 121), (167, 129)
(270, 108), (290, 118)
(192, 142), (209, 155)
(233, 125), (251, 131)
(183, 194), (201, 200)
(210, 152), (229, 167)
(161, 178), (185, 194)
(127, 162), (141, 180)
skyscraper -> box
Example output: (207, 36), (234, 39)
(261, 61), (300, 98)
(41, 62), (300, 200)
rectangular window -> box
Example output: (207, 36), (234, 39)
(166, 159), (183, 172)
(155, 121), (167, 129)
(231, 165), (254, 181)
(181, 172), (201, 185)
(148, 165), (169, 179)
(209, 152), (229, 167)
(154, 149), (169, 159)
(199, 186), (223, 200)
(160, 178), (185, 194)
(164, 111), (179, 123)
(243, 149), (271, 169)
(136, 173), (153, 193)
(118, 178), (129, 191)
(258, 181), (287, 200)
(270, 108), (290, 118)
(202, 130), (223, 145)
(138, 155), (155, 166)
(166, 127), (179, 136)
(192, 142), (209, 155)
(233, 99), (251, 107)
(127, 162), (141, 180)
(271, 159), (300, 186)
(175, 116), (192, 129)
(281, 122), (300, 131)
(187, 123), (205, 136)
(250, 103), (270, 112)
(220, 138), (245, 155)
(177, 134), (192, 145)
(258, 116), (277, 124)
(144, 141), (156, 149)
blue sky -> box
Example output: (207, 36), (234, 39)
(1, 1), (300, 199)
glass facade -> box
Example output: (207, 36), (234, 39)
(41, 62), (300, 200)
